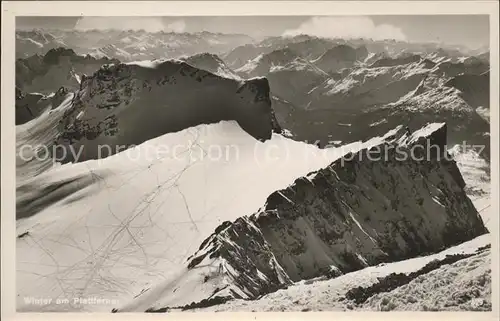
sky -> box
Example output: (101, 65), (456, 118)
(16, 15), (489, 49)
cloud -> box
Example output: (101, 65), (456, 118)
(74, 17), (186, 33)
(283, 16), (407, 41)
(165, 20), (186, 33)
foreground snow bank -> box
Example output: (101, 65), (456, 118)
(191, 234), (490, 312)
(361, 246), (491, 311)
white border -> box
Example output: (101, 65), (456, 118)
(1, 1), (499, 321)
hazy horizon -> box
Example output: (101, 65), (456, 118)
(16, 15), (489, 50)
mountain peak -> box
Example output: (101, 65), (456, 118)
(43, 47), (78, 64)
(172, 122), (486, 309)
(370, 54), (422, 68)
(56, 61), (279, 162)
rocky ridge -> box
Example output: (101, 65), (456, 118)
(156, 123), (488, 309)
(51, 59), (281, 162)
(16, 47), (119, 94)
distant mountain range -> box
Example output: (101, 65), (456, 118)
(16, 29), (255, 61)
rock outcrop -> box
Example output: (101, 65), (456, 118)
(236, 48), (302, 77)
(271, 52), (490, 161)
(16, 47), (119, 94)
(181, 123), (487, 304)
(15, 86), (70, 125)
(436, 60), (489, 78)
(445, 72), (490, 109)
(313, 44), (367, 73)
(180, 52), (240, 79)
(370, 54), (422, 68)
(53, 59), (281, 162)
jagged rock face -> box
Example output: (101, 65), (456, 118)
(286, 38), (339, 61)
(476, 51), (489, 63)
(182, 53), (227, 73)
(307, 59), (432, 111)
(16, 87), (24, 100)
(15, 30), (66, 59)
(180, 53), (240, 79)
(269, 52), (489, 161)
(16, 48), (119, 94)
(266, 60), (329, 109)
(224, 37), (470, 74)
(235, 47), (331, 109)
(236, 48), (302, 78)
(278, 103), (490, 164)
(54, 60), (280, 162)
(15, 92), (46, 125)
(15, 87), (70, 125)
(355, 45), (369, 61)
(88, 44), (133, 61)
(445, 73), (489, 109)
(224, 36), (336, 71)
(187, 123), (487, 301)
(223, 44), (267, 71)
(371, 54), (422, 68)
(436, 60), (489, 78)
(313, 44), (367, 73)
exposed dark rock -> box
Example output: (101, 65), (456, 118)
(371, 54), (421, 68)
(445, 73), (490, 109)
(185, 123), (488, 302)
(50, 60), (279, 162)
(313, 44), (365, 74)
(17, 231), (30, 239)
(16, 47), (119, 94)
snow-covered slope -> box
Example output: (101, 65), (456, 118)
(235, 48), (305, 77)
(88, 44), (133, 61)
(223, 35), (335, 71)
(436, 59), (489, 78)
(246, 50), (486, 114)
(309, 56), (438, 110)
(188, 141), (493, 313)
(14, 33), (491, 314)
(223, 36), (479, 73)
(128, 123), (487, 312)
(449, 146), (492, 231)
(226, 41), (490, 151)
(234, 47), (331, 109)
(16, 120), (354, 312)
(312, 44), (368, 74)
(265, 59), (330, 109)
(234, 46), (329, 82)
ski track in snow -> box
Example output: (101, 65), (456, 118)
(16, 119), (368, 312)
(187, 145), (492, 312)
(15, 116), (491, 312)
(14, 46), (491, 312)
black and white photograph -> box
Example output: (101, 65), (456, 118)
(1, 1), (498, 316)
